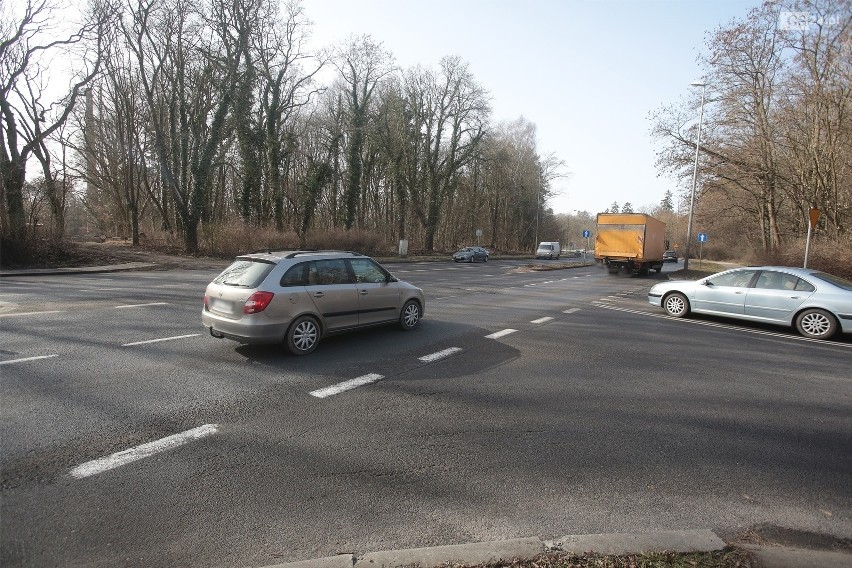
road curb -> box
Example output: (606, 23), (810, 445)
(257, 530), (725, 568)
(741, 545), (852, 568)
(548, 529), (726, 555)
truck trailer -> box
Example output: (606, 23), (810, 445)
(594, 213), (666, 275)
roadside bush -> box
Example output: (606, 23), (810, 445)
(301, 228), (389, 255)
(741, 236), (852, 280)
(198, 223), (392, 258)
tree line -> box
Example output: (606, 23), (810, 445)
(651, 0), (851, 257)
(1, 0), (566, 258)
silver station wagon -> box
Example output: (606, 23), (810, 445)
(202, 250), (425, 355)
(648, 266), (852, 340)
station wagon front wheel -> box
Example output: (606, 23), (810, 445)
(286, 315), (321, 355)
(663, 292), (690, 318)
(399, 300), (421, 330)
(795, 308), (837, 339)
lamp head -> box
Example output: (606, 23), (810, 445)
(690, 80), (707, 88)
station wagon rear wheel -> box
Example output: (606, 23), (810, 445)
(795, 308), (837, 340)
(663, 292), (690, 318)
(399, 300), (421, 330)
(286, 315), (320, 355)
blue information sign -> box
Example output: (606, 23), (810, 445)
(582, 230), (591, 238)
(697, 232), (708, 243)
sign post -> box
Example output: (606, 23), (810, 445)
(582, 230), (591, 262)
(697, 232), (708, 269)
(804, 208), (819, 268)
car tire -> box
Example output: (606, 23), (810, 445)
(484, 256), (488, 262)
(795, 308), (837, 339)
(399, 300), (421, 330)
(663, 292), (690, 318)
(286, 315), (321, 355)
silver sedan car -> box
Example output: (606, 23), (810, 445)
(202, 250), (425, 355)
(648, 266), (852, 340)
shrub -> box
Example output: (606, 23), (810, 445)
(742, 236), (852, 280)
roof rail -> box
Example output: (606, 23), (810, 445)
(283, 250), (364, 259)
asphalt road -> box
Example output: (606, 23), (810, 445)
(1, 259), (850, 567)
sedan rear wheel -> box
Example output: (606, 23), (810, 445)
(286, 315), (320, 355)
(399, 300), (421, 330)
(663, 292), (690, 318)
(795, 309), (837, 339)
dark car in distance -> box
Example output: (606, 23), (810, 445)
(663, 250), (679, 263)
(452, 246), (489, 263)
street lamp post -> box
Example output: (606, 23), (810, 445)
(683, 80), (707, 271)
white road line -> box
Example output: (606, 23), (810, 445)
(0, 310), (66, 318)
(310, 373), (384, 399)
(418, 347), (463, 363)
(563, 308), (581, 314)
(530, 316), (554, 324)
(122, 333), (201, 347)
(485, 329), (518, 339)
(70, 424), (218, 479)
(0, 354), (59, 366)
(594, 303), (852, 347)
(114, 302), (169, 309)
(79, 288), (125, 291)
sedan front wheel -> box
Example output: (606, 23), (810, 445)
(795, 309), (837, 339)
(663, 292), (690, 318)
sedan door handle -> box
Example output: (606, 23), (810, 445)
(359, 290), (368, 295)
(312, 292), (324, 298)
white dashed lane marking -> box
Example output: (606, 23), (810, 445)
(122, 334), (201, 347)
(70, 424), (218, 479)
(0, 354), (59, 366)
(0, 310), (66, 318)
(530, 316), (554, 324)
(115, 302), (169, 309)
(485, 329), (518, 339)
(310, 373), (384, 399)
(418, 347), (463, 363)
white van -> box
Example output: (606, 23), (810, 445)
(535, 241), (561, 259)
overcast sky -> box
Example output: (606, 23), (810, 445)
(304, 0), (763, 216)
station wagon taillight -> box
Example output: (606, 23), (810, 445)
(243, 291), (274, 314)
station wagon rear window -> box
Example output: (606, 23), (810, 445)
(214, 259), (274, 288)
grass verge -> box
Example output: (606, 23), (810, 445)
(448, 548), (755, 568)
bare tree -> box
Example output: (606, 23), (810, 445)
(1, 0), (111, 246)
(333, 34), (394, 230)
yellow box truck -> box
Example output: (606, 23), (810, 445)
(594, 213), (666, 275)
